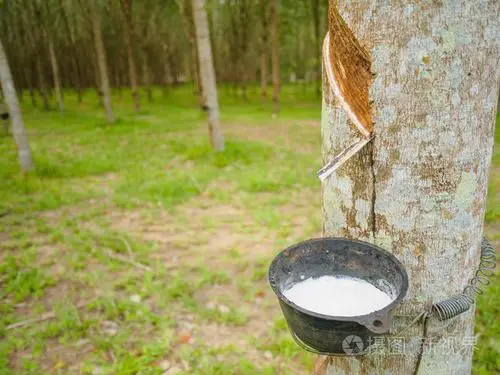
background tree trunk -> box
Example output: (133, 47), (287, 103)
(310, 0), (320, 97)
(61, 6), (83, 104)
(192, 35), (202, 101)
(142, 53), (153, 102)
(90, 2), (114, 124)
(25, 66), (36, 108)
(260, 0), (268, 100)
(48, 39), (64, 112)
(270, 0), (279, 115)
(192, 0), (224, 151)
(319, 1), (499, 374)
(36, 58), (50, 111)
(120, 0), (140, 113)
(179, 0), (202, 101)
(161, 41), (170, 97)
(0, 38), (34, 172)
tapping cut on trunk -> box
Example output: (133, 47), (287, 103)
(317, 5), (374, 180)
(323, 5), (372, 137)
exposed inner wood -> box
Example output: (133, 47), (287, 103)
(317, 136), (373, 181)
(324, 5), (372, 136)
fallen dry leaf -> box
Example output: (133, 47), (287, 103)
(179, 333), (192, 344)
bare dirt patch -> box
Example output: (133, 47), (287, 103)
(107, 195), (281, 261)
(225, 120), (319, 153)
(10, 339), (94, 374)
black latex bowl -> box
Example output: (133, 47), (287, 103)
(268, 237), (408, 355)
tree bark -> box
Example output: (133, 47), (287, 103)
(22, 2), (49, 111)
(90, 2), (114, 124)
(310, 0), (321, 97)
(179, 0), (202, 100)
(142, 53), (153, 102)
(260, 0), (268, 100)
(319, 1), (499, 374)
(120, 0), (140, 112)
(0, 38), (34, 172)
(116, 55), (124, 100)
(270, 0), (279, 114)
(192, 0), (225, 151)
(36, 58), (50, 111)
(61, 6), (83, 103)
(161, 41), (170, 97)
(25, 66), (36, 108)
(236, 0), (250, 102)
(48, 39), (64, 112)
(192, 34), (202, 100)
(168, 52), (179, 86)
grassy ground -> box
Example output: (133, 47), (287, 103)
(0, 85), (498, 374)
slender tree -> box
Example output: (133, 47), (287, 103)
(238, 0), (252, 101)
(89, 0), (114, 123)
(259, 0), (268, 99)
(35, 57), (50, 110)
(310, 0), (320, 96)
(317, 1), (499, 374)
(120, 0), (140, 112)
(0, 37), (34, 172)
(270, 0), (279, 114)
(178, 0), (202, 100)
(24, 1), (51, 110)
(42, 0), (64, 112)
(61, 1), (84, 103)
(136, 1), (158, 103)
(48, 39), (63, 112)
(192, 0), (224, 151)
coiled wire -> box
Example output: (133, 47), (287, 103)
(431, 237), (496, 321)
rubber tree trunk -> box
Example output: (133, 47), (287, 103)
(36, 59), (50, 111)
(161, 41), (170, 97)
(259, 0), (268, 100)
(0, 38), (34, 172)
(192, 34), (202, 101)
(179, 0), (202, 101)
(270, 0), (279, 115)
(142, 53), (153, 103)
(62, 5), (83, 103)
(90, 2), (114, 124)
(121, 0), (140, 113)
(318, 1), (499, 374)
(192, 0), (224, 151)
(310, 0), (320, 97)
(48, 39), (64, 112)
(25, 67), (36, 108)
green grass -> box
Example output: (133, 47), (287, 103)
(0, 84), (498, 374)
(0, 255), (56, 302)
(485, 114), (500, 223)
